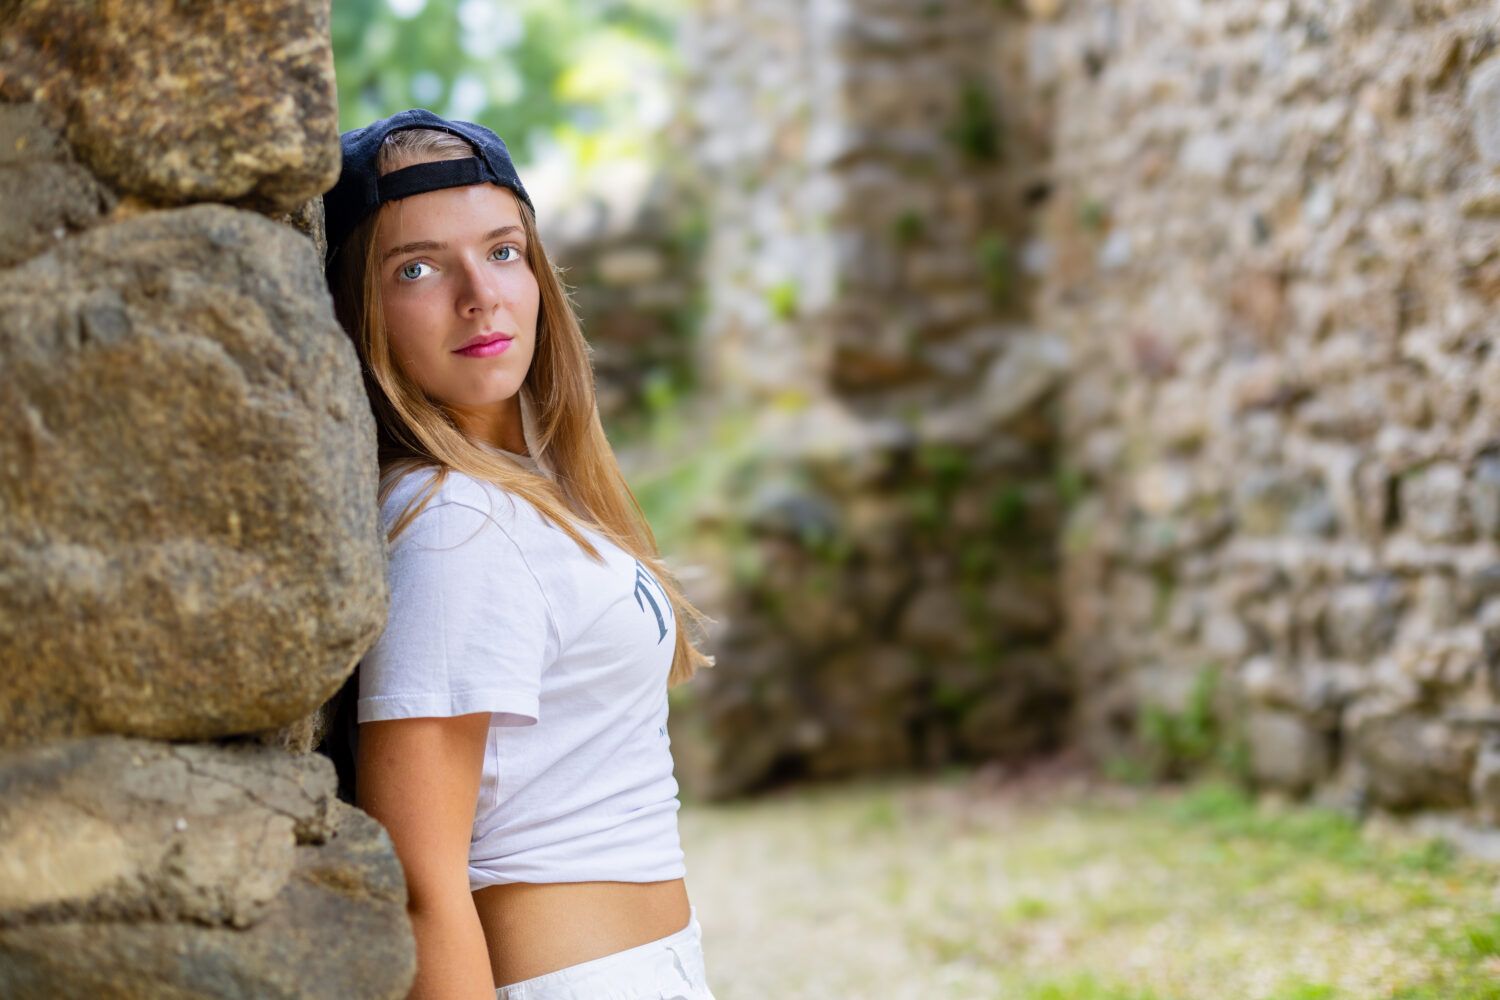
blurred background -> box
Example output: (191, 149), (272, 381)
(333, 1), (1500, 996)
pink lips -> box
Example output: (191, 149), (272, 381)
(453, 332), (514, 358)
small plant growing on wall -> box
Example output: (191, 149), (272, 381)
(1132, 665), (1248, 782)
(766, 280), (799, 321)
(976, 232), (1015, 307)
(1076, 197), (1108, 232)
(947, 80), (1001, 162)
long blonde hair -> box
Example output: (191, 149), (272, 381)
(330, 127), (708, 686)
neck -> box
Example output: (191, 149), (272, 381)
(451, 396), (529, 455)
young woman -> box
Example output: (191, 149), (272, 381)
(321, 109), (715, 1000)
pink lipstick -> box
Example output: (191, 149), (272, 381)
(454, 333), (513, 358)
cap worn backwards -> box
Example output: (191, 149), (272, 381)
(322, 108), (534, 264)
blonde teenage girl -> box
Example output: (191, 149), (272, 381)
(322, 109), (715, 1000)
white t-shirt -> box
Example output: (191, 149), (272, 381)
(357, 465), (685, 889)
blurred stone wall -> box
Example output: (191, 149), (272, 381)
(541, 177), (704, 423)
(0, 1), (414, 994)
(1042, 0), (1500, 818)
(675, 0), (1070, 797)
(679, 0), (1500, 822)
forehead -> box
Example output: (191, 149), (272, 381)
(376, 183), (523, 249)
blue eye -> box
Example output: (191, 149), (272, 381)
(491, 246), (521, 262)
(399, 261), (430, 281)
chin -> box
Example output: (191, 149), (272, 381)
(458, 389), (524, 411)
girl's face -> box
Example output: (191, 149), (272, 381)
(375, 183), (539, 449)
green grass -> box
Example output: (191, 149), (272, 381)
(681, 774), (1500, 1000)
(1020, 976), (1172, 1000)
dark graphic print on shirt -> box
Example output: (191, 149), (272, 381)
(633, 561), (671, 644)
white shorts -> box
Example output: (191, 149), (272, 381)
(495, 908), (716, 1000)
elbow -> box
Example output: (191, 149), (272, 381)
(404, 878), (477, 923)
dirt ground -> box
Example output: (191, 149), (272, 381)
(680, 765), (1500, 1000)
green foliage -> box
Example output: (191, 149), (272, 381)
(1055, 464), (1087, 509)
(639, 367), (679, 417)
(1150, 574), (1175, 628)
(1266, 984), (1338, 1000)
(1018, 975), (1169, 1000)
(989, 485), (1028, 535)
(1008, 895), (1054, 920)
(765, 280), (799, 321)
(1103, 753), (1154, 785)
(1077, 197), (1109, 232)
(623, 403), (752, 558)
(1388, 983), (1500, 1000)
(919, 443), (971, 495)
(892, 210), (925, 243)
(1456, 914), (1500, 959)
(801, 521), (852, 567)
(1404, 914), (1500, 999)
(958, 542), (997, 581)
(331, 0), (679, 165)
(1228, 795), (1363, 860)
(903, 444), (972, 535)
(1165, 782), (1378, 872)
(976, 231), (1015, 306)
(1137, 666), (1233, 781)
(947, 81), (1001, 162)
(1151, 779), (1500, 1000)
(933, 680), (979, 715)
(1393, 837), (1457, 875)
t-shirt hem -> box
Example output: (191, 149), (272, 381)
(467, 862), (687, 892)
(357, 691), (539, 725)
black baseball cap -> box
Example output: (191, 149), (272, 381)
(322, 108), (534, 263)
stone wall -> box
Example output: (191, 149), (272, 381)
(541, 176), (704, 424)
(1044, 0), (1500, 818)
(678, 0), (1500, 822)
(674, 0), (1070, 797)
(0, 2), (414, 994)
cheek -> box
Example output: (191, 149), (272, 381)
(518, 274), (541, 329)
(385, 328), (417, 374)
(383, 316), (416, 364)
(382, 326), (442, 397)
(382, 296), (434, 363)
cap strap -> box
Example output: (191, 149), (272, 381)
(377, 156), (488, 203)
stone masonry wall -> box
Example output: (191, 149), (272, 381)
(676, 0), (1070, 797)
(0, 2), (415, 994)
(681, 0), (1500, 824)
(1041, 0), (1500, 818)
(543, 177), (704, 425)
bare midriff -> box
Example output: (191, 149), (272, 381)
(472, 878), (691, 988)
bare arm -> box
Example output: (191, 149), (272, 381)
(358, 713), (494, 1000)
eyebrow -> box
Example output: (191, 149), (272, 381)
(381, 225), (523, 262)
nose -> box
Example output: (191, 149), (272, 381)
(456, 254), (503, 317)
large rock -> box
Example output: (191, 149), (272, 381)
(1473, 737), (1500, 826)
(0, 738), (415, 1000)
(0, 737), (330, 924)
(0, 0), (339, 213)
(275, 196), (330, 264)
(0, 102), (113, 269)
(0, 205), (387, 746)
(1402, 462), (1471, 544)
(1466, 57), (1500, 167)
(1349, 710), (1477, 810)
(979, 331), (1069, 428)
(1247, 708), (1331, 792)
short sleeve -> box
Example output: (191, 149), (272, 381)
(357, 494), (556, 726)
